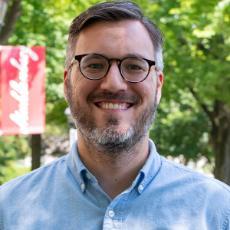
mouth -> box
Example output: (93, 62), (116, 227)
(89, 91), (139, 111)
(95, 102), (133, 110)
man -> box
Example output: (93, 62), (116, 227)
(0, 1), (229, 229)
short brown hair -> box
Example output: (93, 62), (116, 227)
(65, 1), (164, 70)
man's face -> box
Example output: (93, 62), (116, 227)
(64, 20), (163, 153)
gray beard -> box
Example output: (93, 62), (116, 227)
(66, 78), (158, 155)
(77, 104), (157, 155)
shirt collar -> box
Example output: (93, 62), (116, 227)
(136, 139), (162, 194)
(66, 139), (162, 194)
(66, 142), (88, 192)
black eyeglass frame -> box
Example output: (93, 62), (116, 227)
(70, 53), (156, 83)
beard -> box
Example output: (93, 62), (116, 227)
(66, 78), (158, 155)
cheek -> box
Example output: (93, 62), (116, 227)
(134, 78), (158, 103)
(71, 77), (99, 103)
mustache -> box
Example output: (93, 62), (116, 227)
(88, 91), (140, 103)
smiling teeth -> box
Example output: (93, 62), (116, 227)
(100, 103), (128, 110)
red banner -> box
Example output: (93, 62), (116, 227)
(0, 46), (45, 135)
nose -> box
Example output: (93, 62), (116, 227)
(99, 62), (128, 92)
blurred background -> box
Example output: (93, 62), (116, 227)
(0, 0), (229, 185)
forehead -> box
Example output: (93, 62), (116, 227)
(75, 20), (154, 59)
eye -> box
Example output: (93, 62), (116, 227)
(86, 63), (104, 69)
(126, 64), (144, 71)
(81, 55), (107, 72)
(122, 57), (148, 73)
(123, 62), (147, 73)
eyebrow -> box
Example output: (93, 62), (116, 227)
(91, 52), (151, 60)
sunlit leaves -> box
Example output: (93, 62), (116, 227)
(135, 0), (230, 160)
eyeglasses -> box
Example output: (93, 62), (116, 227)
(70, 53), (155, 83)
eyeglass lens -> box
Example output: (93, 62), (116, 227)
(80, 54), (150, 82)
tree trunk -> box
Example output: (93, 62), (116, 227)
(189, 88), (230, 185)
(211, 101), (230, 185)
(31, 134), (41, 170)
(0, 0), (21, 44)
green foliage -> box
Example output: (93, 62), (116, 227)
(0, 136), (30, 184)
(1, 0), (74, 182)
(136, 0), (229, 160)
(0, 160), (30, 185)
(0, 136), (29, 162)
(150, 96), (212, 160)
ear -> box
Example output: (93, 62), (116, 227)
(64, 70), (68, 81)
(156, 70), (164, 104)
(63, 70), (68, 100)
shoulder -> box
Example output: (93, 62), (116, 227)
(159, 156), (230, 215)
(0, 155), (68, 201)
(158, 157), (230, 227)
(160, 156), (230, 194)
(0, 155), (77, 229)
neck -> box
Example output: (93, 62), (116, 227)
(77, 132), (149, 198)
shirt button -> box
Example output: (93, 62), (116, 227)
(80, 183), (85, 191)
(138, 184), (144, 192)
(108, 210), (115, 218)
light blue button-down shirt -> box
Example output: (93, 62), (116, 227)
(1, 140), (230, 229)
